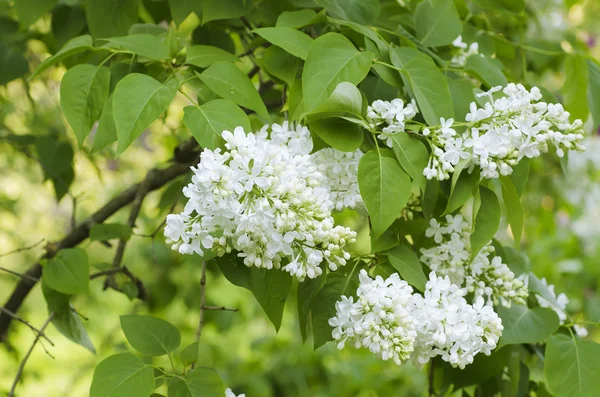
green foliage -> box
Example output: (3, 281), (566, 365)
(470, 186), (501, 260)
(564, 54), (589, 122)
(414, 0), (462, 47)
(386, 244), (426, 291)
(42, 248), (89, 295)
(90, 224), (133, 242)
(253, 27), (313, 60)
(497, 305), (560, 346)
(185, 46), (237, 68)
(120, 315), (181, 356)
(90, 352), (155, 397)
(183, 100), (251, 148)
(390, 133), (429, 191)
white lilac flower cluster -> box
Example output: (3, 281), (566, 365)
(164, 122), (358, 281)
(366, 98), (419, 148)
(534, 277), (588, 338)
(419, 214), (528, 307)
(451, 35), (480, 66)
(422, 84), (585, 180)
(225, 389), (245, 397)
(312, 148), (364, 211)
(330, 270), (503, 369)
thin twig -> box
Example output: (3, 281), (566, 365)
(0, 239), (44, 259)
(0, 307), (53, 345)
(8, 313), (54, 397)
(428, 359), (436, 396)
(202, 305), (237, 312)
(191, 261), (207, 370)
(0, 266), (40, 282)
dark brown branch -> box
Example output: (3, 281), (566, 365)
(8, 314), (54, 397)
(0, 139), (201, 341)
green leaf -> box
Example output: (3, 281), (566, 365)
(102, 34), (171, 61)
(315, 0), (381, 25)
(443, 164), (479, 215)
(587, 59), (600, 131)
(35, 136), (74, 200)
(302, 32), (375, 112)
(390, 47), (454, 125)
(202, 0), (247, 25)
(500, 176), (523, 246)
(60, 64), (110, 146)
(414, 0), (462, 47)
(298, 275), (326, 341)
(113, 74), (179, 154)
(545, 335), (600, 397)
(249, 268), (292, 331)
(510, 158), (530, 196)
(120, 315), (181, 356)
(43, 282), (96, 353)
(90, 352), (154, 397)
(31, 35), (94, 79)
(85, 0), (140, 38)
(358, 150), (411, 238)
(465, 54), (508, 88)
(14, 0), (57, 27)
(92, 94), (117, 152)
(390, 133), (429, 191)
(199, 62), (270, 120)
(169, 0), (198, 25)
(371, 228), (399, 253)
(179, 342), (198, 368)
(42, 248), (89, 295)
(307, 81), (363, 119)
(254, 27), (313, 60)
(564, 54), (589, 122)
(0, 42), (29, 85)
(448, 78), (477, 122)
(470, 186), (500, 260)
(168, 367), (225, 397)
(386, 244), (426, 291)
(186, 45), (237, 68)
(312, 270), (360, 349)
(497, 305), (559, 347)
(262, 45), (301, 86)
(90, 223), (133, 241)
(472, 0), (525, 13)
(442, 347), (511, 389)
(309, 117), (365, 152)
(276, 9), (319, 28)
(183, 99), (251, 149)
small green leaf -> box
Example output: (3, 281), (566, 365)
(358, 150), (412, 238)
(315, 0), (381, 25)
(120, 315), (181, 356)
(102, 34), (171, 61)
(90, 352), (154, 397)
(386, 244), (426, 291)
(42, 248), (89, 295)
(371, 229), (399, 253)
(587, 59), (600, 131)
(470, 186), (500, 260)
(276, 9), (319, 28)
(90, 223), (133, 241)
(0, 42), (29, 85)
(180, 342), (198, 368)
(307, 81), (363, 119)
(309, 117), (364, 152)
(254, 27), (313, 60)
(202, 0), (247, 25)
(186, 45), (237, 68)
(183, 99), (251, 149)
(31, 35), (94, 79)
(169, 0), (198, 25)
(545, 335), (600, 397)
(199, 62), (270, 120)
(85, 0), (140, 39)
(443, 163), (479, 215)
(465, 55), (508, 88)
(564, 54), (589, 122)
(497, 305), (559, 347)
(448, 78), (477, 122)
(35, 136), (74, 200)
(168, 367), (225, 397)
(60, 64), (110, 146)
(500, 176), (523, 246)
(303, 32), (375, 112)
(414, 0), (462, 47)
(262, 46), (300, 86)
(390, 133), (429, 191)
(14, 0), (57, 27)
(113, 74), (179, 154)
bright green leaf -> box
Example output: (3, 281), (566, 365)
(186, 45), (237, 68)
(307, 81), (363, 119)
(587, 59), (600, 131)
(254, 27), (313, 60)
(262, 45), (301, 86)
(14, 0), (57, 27)
(90, 353), (154, 397)
(465, 54), (508, 88)
(358, 150), (411, 238)
(120, 314), (181, 356)
(85, 0), (140, 39)
(179, 342), (198, 368)
(169, 0), (198, 25)
(102, 34), (171, 61)
(564, 54), (589, 122)
(42, 248), (89, 295)
(298, 275), (326, 341)
(90, 223), (133, 241)
(448, 78), (477, 122)
(443, 162), (479, 215)
(202, 0), (247, 25)
(309, 118), (364, 152)
(249, 268), (292, 331)
(414, 0), (462, 47)
(390, 133), (429, 191)
(315, 0), (381, 25)
(276, 9), (320, 28)
(386, 244), (426, 291)
(470, 186), (500, 260)
(497, 305), (559, 346)
(500, 176), (523, 246)
(113, 74), (179, 154)
(170, 367), (225, 397)
(31, 35), (94, 79)
(92, 94), (117, 152)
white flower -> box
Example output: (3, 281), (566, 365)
(312, 148), (364, 211)
(535, 278), (569, 323)
(366, 98), (420, 148)
(451, 36), (480, 66)
(225, 389), (245, 397)
(574, 324), (588, 338)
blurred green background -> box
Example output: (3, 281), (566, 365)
(1, 0), (600, 396)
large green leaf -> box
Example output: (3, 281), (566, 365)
(186, 45), (237, 68)
(183, 99), (251, 149)
(358, 150), (411, 238)
(84, 0), (140, 38)
(587, 59), (600, 131)
(42, 248), (89, 295)
(35, 136), (74, 200)
(168, 367), (225, 397)
(92, 94), (117, 152)
(389, 133), (429, 191)
(254, 27), (313, 60)
(442, 347), (511, 389)
(390, 47), (454, 125)
(276, 9), (321, 28)
(90, 353), (154, 397)
(500, 176), (523, 246)
(31, 35), (94, 79)
(14, 0), (57, 27)
(102, 34), (171, 61)
(465, 54), (508, 88)
(470, 186), (500, 260)
(0, 42), (29, 85)
(199, 62), (270, 120)
(261, 45), (301, 86)
(298, 275), (326, 342)
(307, 81), (363, 119)
(448, 78), (477, 122)
(545, 335), (600, 397)
(564, 54), (589, 122)
(302, 32), (375, 112)
(113, 74), (179, 154)
(202, 0), (247, 24)
(120, 315), (181, 356)
(414, 0), (462, 47)
(248, 268), (292, 331)
(315, 0), (381, 25)
(168, 0), (198, 25)
(386, 244), (426, 291)
(497, 305), (559, 346)
(60, 64), (110, 146)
